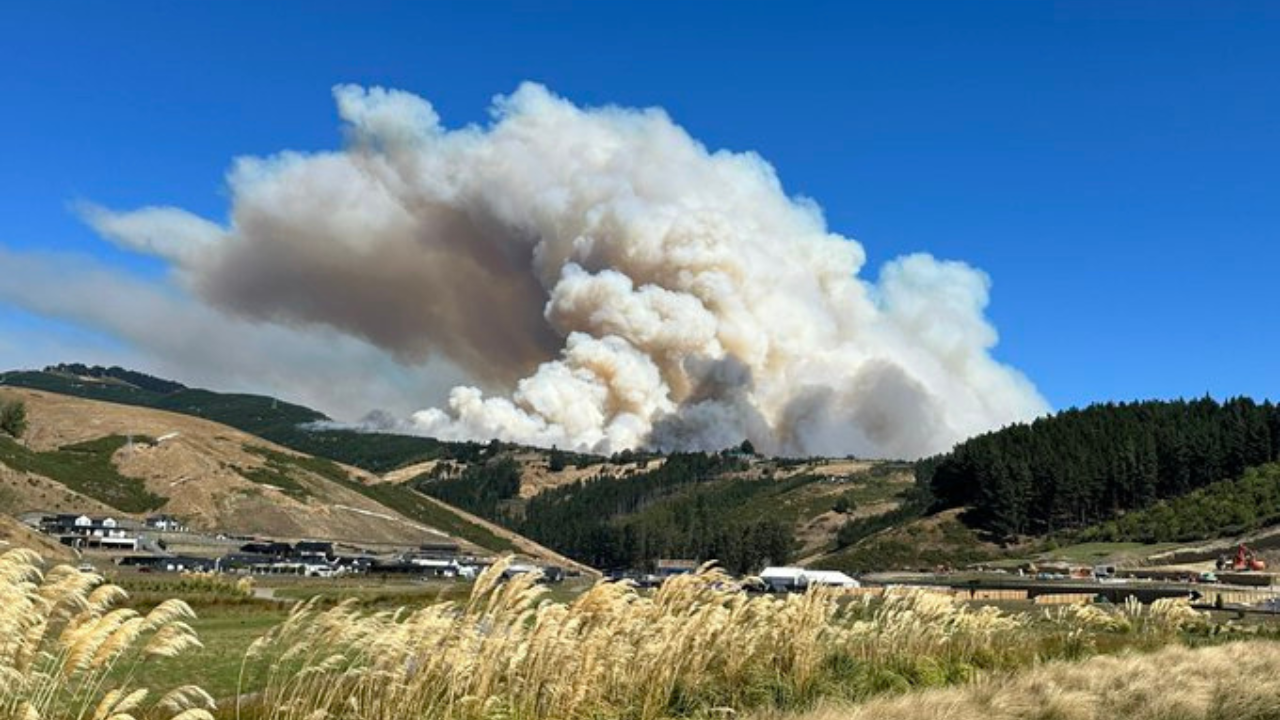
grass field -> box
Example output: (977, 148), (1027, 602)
(1037, 541), (1183, 564)
(144, 605), (288, 699)
(260, 574), (593, 606)
(814, 512), (1002, 573)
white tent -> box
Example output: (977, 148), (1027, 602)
(758, 566), (860, 591)
(799, 570), (859, 588)
(759, 566), (807, 591)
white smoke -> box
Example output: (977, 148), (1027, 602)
(82, 82), (1047, 458)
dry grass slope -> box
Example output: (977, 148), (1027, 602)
(0, 389), (481, 547)
(0, 389), (595, 565)
(0, 516), (76, 562)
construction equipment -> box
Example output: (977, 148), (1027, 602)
(1217, 544), (1267, 572)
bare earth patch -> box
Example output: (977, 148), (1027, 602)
(514, 453), (667, 498)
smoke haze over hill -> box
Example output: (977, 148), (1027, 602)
(48, 84), (1046, 457)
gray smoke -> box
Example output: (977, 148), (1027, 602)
(80, 83), (1048, 458)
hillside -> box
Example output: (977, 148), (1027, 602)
(808, 509), (1006, 573)
(1, 365), (922, 572)
(921, 397), (1280, 539)
(0, 387), (555, 558)
(15, 365), (1280, 576)
(1075, 462), (1280, 544)
(414, 451), (916, 572)
(0, 365), (484, 473)
(0, 514), (76, 561)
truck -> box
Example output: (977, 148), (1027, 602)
(1217, 544), (1267, 572)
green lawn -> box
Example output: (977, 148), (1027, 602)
(136, 605), (288, 700)
(119, 574), (593, 702)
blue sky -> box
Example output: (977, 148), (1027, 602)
(1, 1), (1277, 413)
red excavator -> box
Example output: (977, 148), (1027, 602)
(1217, 544), (1267, 572)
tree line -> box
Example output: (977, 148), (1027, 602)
(416, 456), (523, 520)
(920, 397), (1280, 539)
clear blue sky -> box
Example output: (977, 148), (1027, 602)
(1, 1), (1277, 410)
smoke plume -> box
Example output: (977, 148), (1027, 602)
(85, 83), (1047, 458)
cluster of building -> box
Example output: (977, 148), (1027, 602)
(117, 539), (564, 580)
(29, 512), (568, 582)
(116, 539), (351, 577)
(38, 513), (186, 551)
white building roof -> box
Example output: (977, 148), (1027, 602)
(759, 566), (808, 581)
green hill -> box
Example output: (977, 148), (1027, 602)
(811, 510), (1004, 574)
(919, 397), (1280, 540)
(415, 453), (915, 572)
(1076, 462), (1280, 544)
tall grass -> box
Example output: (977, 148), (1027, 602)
(3, 548), (1252, 720)
(0, 549), (214, 720)
(233, 559), (1217, 720)
(775, 639), (1280, 720)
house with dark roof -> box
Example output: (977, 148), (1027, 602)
(417, 540), (461, 558)
(240, 541), (294, 558)
(294, 541), (335, 560)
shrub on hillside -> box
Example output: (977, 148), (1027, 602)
(0, 399), (26, 438)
